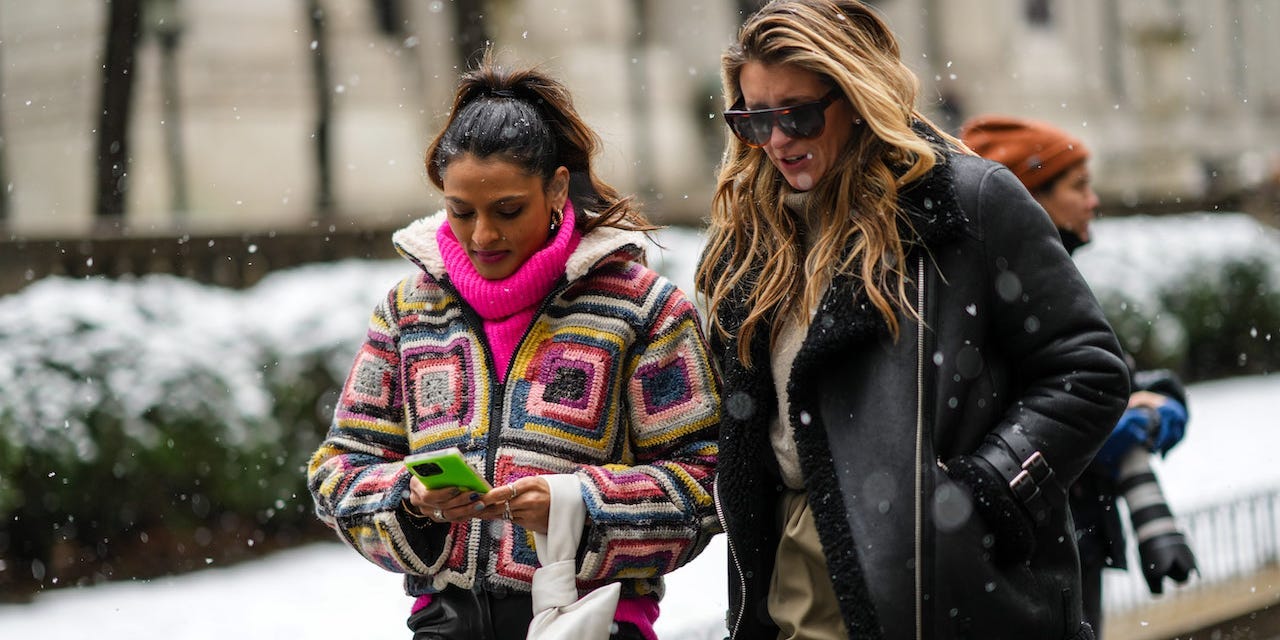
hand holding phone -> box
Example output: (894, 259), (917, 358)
(405, 447), (491, 494)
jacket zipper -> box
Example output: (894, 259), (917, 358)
(450, 277), (569, 590)
(914, 255), (927, 640)
(715, 480), (747, 638)
(477, 279), (567, 477)
(448, 293), (502, 590)
(396, 241), (617, 590)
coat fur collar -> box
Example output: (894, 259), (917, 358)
(801, 149), (967, 359)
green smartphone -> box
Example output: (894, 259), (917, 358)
(404, 447), (491, 493)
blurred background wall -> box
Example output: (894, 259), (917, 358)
(0, 0), (1277, 238)
(883, 0), (1280, 214)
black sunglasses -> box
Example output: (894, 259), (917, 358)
(722, 89), (842, 148)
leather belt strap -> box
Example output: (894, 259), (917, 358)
(975, 429), (1061, 526)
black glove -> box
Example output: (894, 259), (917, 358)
(945, 455), (1036, 565)
(1117, 447), (1198, 595)
(1137, 533), (1198, 595)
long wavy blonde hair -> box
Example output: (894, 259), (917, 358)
(697, 0), (963, 365)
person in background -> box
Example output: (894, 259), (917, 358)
(963, 114), (1197, 638)
(308, 58), (722, 640)
(697, 1), (1130, 638)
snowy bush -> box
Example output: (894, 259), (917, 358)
(0, 260), (404, 586)
(1075, 213), (1280, 381)
(0, 277), (268, 504)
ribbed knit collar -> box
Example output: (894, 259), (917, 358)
(435, 200), (582, 321)
(783, 189), (821, 240)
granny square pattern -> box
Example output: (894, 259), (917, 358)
(405, 339), (473, 431)
(510, 336), (621, 444)
(309, 232), (720, 604)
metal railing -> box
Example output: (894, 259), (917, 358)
(1103, 488), (1280, 613)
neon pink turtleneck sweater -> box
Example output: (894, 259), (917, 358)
(435, 200), (581, 381)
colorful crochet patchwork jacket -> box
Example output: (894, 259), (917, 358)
(308, 212), (722, 601)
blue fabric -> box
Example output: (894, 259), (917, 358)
(1093, 399), (1188, 475)
(1151, 400), (1187, 455)
(1094, 409), (1151, 476)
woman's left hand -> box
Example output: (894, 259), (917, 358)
(475, 476), (552, 533)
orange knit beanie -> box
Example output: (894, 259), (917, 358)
(960, 115), (1090, 192)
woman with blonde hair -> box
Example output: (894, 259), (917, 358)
(309, 58), (722, 639)
(698, 1), (1129, 638)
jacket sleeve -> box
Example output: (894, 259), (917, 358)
(307, 282), (446, 575)
(975, 164), (1130, 497)
(572, 280), (722, 584)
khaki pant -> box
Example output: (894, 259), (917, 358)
(767, 490), (850, 640)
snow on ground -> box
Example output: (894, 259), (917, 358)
(1155, 374), (1280, 511)
(0, 543), (411, 637)
(0, 373), (1273, 638)
(0, 536), (727, 638)
(1072, 213), (1280, 309)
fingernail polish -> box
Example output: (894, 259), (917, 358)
(473, 502), (485, 512)
(469, 493), (481, 502)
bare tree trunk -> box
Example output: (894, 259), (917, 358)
(305, 0), (334, 218)
(450, 0), (489, 70)
(371, 0), (402, 36)
(153, 4), (189, 220)
(628, 1), (656, 202)
(95, 0), (143, 226)
(0, 7), (9, 227)
(371, 0), (431, 143)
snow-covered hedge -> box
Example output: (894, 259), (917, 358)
(1075, 213), (1280, 380)
(0, 260), (407, 580)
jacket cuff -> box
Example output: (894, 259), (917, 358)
(945, 454), (1036, 564)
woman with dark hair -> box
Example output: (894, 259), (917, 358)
(698, 1), (1129, 638)
(308, 58), (721, 639)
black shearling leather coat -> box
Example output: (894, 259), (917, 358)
(707, 144), (1129, 640)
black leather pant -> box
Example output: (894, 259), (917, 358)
(407, 587), (648, 640)
(407, 587), (532, 640)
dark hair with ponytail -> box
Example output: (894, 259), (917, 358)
(425, 54), (654, 233)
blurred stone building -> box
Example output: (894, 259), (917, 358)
(0, 0), (1277, 238)
(882, 0), (1280, 214)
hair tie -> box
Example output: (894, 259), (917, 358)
(491, 88), (518, 99)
